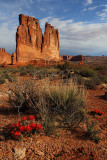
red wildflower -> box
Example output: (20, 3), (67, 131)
(14, 131), (21, 136)
(94, 109), (99, 113)
(100, 112), (104, 115)
(21, 117), (27, 121)
(19, 125), (25, 132)
(15, 122), (20, 127)
(35, 124), (43, 130)
(28, 115), (35, 120)
(11, 131), (15, 135)
(98, 111), (104, 115)
(30, 123), (36, 128)
(25, 125), (32, 132)
(14, 128), (17, 131)
(10, 123), (14, 129)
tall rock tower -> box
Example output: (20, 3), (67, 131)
(42, 22), (60, 60)
(16, 14), (43, 63)
(16, 14), (60, 64)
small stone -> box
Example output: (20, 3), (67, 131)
(13, 147), (26, 159)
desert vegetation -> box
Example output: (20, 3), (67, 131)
(0, 59), (106, 159)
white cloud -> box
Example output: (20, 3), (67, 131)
(96, 5), (107, 21)
(85, 0), (93, 6)
(88, 6), (97, 10)
(82, 8), (87, 12)
(40, 17), (107, 55)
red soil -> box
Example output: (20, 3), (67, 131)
(0, 83), (107, 160)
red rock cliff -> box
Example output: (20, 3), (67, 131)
(0, 48), (11, 65)
(16, 14), (43, 63)
(42, 22), (60, 60)
(16, 14), (60, 64)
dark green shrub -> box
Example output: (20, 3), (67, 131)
(74, 75), (84, 85)
(56, 61), (71, 70)
(20, 70), (28, 76)
(85, 119), (101, 143)
(25, 64), (35, 74)
(84, 75), (107, 89)
(0, 77), (5, 84)
(80, 68), (97, 77)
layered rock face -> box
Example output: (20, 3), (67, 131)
(42, 23), (60, 60)
(16, 14), (60, 64)
(0, 48), (11, 65)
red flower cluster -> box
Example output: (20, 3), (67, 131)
(10, 115), (43, 140)
(90, 109), (104, 116)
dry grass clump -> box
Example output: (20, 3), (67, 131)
(8, 77), (102, 142)
(9, 78), (86, 134)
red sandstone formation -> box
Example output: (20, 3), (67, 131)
(59, 55), (85, 62)
(0, 48), (11, 65)
(11, 52), (16, 65)
(59, 55), (73, 61)
(16, 14), (60, 64)
(71, 55), (85, 61)
(42, 22), (60, 60)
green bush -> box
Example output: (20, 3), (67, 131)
(56, 61), (71, 70)
(80, 67), (97, 77)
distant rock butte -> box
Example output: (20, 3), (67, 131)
(0, 48), (11, 65)
(16, 14), (60, 64)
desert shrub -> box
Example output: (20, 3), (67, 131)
(73, 67), (80, 74)
(9, 78), (86, 134)
(56, 61), (71, 70)
(9, 77), (102, 141)
(9, 79), (39, 113)
(84, 74), (107, 89)
(74, 75), (84, 85)
(79, 67), (97, 77)
(85, 119), (101, 143)
(95, 66), (104, 71)
(84, 77), (101, 89)
(2, 70), (16, 82)
(19, 67), (28, 76)
(25, 64), (35, 74)
(0, 76), (5, 84)
(98, 74), (107, 84)
(10, 68), (19, 74)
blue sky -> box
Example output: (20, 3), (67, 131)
(0, 0), (107, 56)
